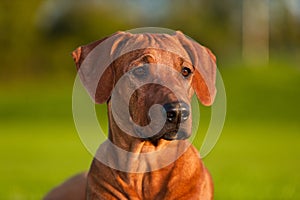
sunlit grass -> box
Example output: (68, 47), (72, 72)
(205, 121), (300, 199)
(0, 121), (91, 199)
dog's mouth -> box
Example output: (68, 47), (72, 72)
(134, 126), (190, 142)
(137, 127), (190, 142)
(162, 130), (189, 141)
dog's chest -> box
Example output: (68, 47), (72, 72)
(116, 167), (174, 199)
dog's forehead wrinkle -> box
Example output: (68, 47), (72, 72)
(115, 33), (190, 61)
(130, 53), (155, 65)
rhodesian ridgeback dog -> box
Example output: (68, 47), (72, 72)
(44, 31), (216, 200)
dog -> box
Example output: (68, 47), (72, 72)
(44, 31), (217, 200)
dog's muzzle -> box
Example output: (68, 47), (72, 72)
(164, 102), (190, 124)
(135, 101), (191, 141)
(161, 102), (190, 140)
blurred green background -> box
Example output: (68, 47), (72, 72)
(1, 0), (300, 199)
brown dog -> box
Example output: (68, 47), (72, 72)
(44, 31), (216, 200)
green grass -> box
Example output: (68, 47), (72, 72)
(0, 122), (91, 199)
(205, 122), (300, 199)
(0, 64), (300, 199)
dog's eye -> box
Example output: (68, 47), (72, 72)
(132, 66), (148, 78)
(181, 67), (192, 78)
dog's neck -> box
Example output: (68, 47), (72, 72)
(106, 101), (173, 153)
(96, 102), (190, 172)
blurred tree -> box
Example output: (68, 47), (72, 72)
(0, 0), (299, 82)
(270, 0), (300, 56)
(242, 0), (269, 65)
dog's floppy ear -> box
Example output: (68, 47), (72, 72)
(72, 32), (129, 104)
(175, 31), (217, 106)
(72, 36), (110, 71)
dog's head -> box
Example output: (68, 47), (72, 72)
(72, 31), (216, 142)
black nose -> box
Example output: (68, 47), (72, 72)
(163, 102), (190, 124)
